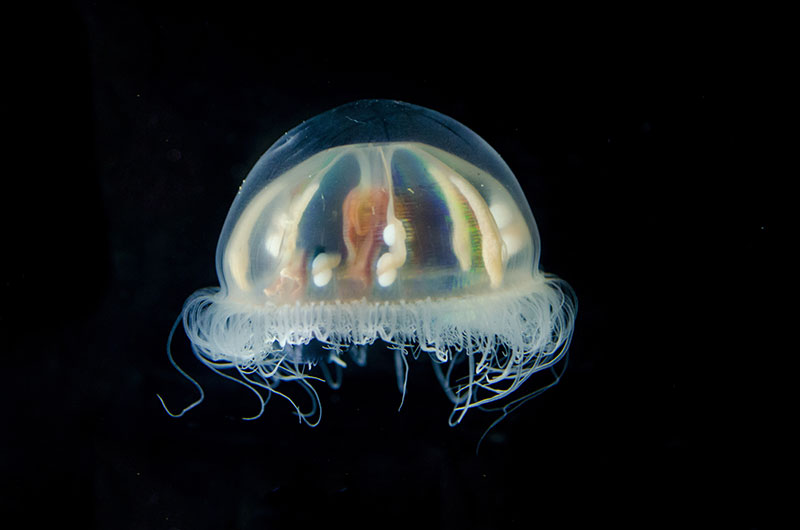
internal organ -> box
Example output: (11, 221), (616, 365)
(342, 187), (389, 287)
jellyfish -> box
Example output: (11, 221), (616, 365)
(160, 99), (576, 428)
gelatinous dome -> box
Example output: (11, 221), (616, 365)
(217, 99), (541, 305)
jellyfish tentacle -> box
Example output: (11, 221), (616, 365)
(157, 312), (205, 418)
(393, 346), (410, 411)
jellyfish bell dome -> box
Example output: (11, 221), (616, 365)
(217, 99), (541, 305)
(171, 99), (575, 427)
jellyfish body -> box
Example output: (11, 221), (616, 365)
(169, 100), (576, 426)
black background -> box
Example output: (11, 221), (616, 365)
(1, 3), (778, 529)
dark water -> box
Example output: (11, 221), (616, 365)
(2, 4), (778, 529)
